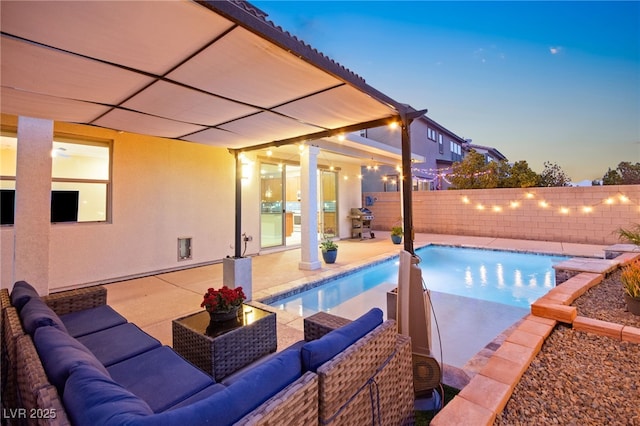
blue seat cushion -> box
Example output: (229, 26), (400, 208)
(107, 346), (215, 413)
(134, 348), (303, 425)
(10, 281), (40, 312)
(33, 326), (110, 395)
(60, 305), (127, 337)
(77, 323), (161, 367)
(165, 383), (226, 411)
(20, 297), (68, 335)
(301, 308), (383, 372)
(63, 364), (154, 426)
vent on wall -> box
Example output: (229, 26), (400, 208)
(178, 237), (192, 261)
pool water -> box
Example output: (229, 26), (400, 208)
(270, 245), (567, 316)
(269, 245), (568, 368)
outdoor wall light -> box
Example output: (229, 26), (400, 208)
(560, 207), (570, 214)
(462, 196), (470, 204)
(539, 201), (549, 208)
(525, 192), (535, 199)
(510, 201), (520, 208)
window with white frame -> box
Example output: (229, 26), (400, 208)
(438, 134), (443, 153)
(0, 132), (111, 225)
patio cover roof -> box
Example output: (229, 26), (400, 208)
(0, 0), (409, 150)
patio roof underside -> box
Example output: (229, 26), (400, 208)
(0, 0), (404, 153)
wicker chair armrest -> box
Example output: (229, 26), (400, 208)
(235, 371), (319, 425)
(303, 311), (352, 341)
(316, 320), (397, 423)
(2, 307), (25, 411)
(1, 288), (10, 311)
(16, 335), (70, 425)
(43, 286), (107, 316)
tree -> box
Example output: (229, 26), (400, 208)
(602, 162), (640, 185)
(500, 160), (539, 188)
(538, 161), (571, 187)
(617, 162), (640, 184)
(602, 168), (622, 185)
(450, 150), (496, 189)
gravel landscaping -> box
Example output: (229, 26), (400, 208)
(495, 268), (640, 426)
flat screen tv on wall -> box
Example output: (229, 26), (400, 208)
(0, 190), (79, 224)
(51, 190), (79, 223)
(0, 189), (15, 225)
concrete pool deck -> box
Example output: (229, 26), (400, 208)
(103, 233), (606, 391)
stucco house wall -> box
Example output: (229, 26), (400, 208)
(1, 117), (245, 290)
(365, 185), (640, 245)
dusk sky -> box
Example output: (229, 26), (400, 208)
(253, 1), (640, 182)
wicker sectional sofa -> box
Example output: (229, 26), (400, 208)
(1, 282), (414, 425)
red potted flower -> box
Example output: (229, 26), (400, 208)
(201, 286), (246, 322)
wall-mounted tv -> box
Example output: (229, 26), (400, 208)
(0, 190), (15, 225)
(0, 190), (79, 224)
(51, 190), (79, 223)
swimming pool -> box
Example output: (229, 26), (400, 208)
(268, 245), (568, 368)
(269, 245), (567, 316)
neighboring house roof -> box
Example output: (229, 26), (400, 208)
(463, 142), (508, 161)
(0, 0), (410, 150)
(416, 115), (467, 143)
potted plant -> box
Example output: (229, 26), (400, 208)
(320, 237), (338, 264)
(621, 260), (640, 315)
(201, 286), (246, 322)
(390, 226), (403, 244)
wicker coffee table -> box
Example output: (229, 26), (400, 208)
(172, 304), (276, 381)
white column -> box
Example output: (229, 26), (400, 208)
(13, 117), (53, 295)
(299, 145), (321, 270)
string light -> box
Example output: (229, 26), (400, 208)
(458, 191), (637, 216)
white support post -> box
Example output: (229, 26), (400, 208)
(299, 145), (321, 270)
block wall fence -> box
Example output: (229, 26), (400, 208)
(363, 184), (640, 245)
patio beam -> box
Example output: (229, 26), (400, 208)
(234, 115), (402, 153)
(400, 109), (428, 255)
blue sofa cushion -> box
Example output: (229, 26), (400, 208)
(10, 281), (40, 312)
(20, 297), (68, 335)
(164, 383), (226, 411)
(77, 323), (161, 366)
(63, 364), (154, 426)
(107, 346), (215, 413)
(60, 305), (127, 338)
(301, 307), (383, 372)
(134, 348), (303, 425)
(33, 326), (110, 395)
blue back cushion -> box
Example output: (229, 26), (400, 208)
(63, 364), (153, 426)
(33, 326), (110, 395)
(10, 281), (40, 312)
(19, 297), (68, 335)
(301, 308), (383, 372)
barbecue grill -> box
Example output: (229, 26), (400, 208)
(349, 207), (375, 240)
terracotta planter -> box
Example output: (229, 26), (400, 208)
(624, 294), (640, 316)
